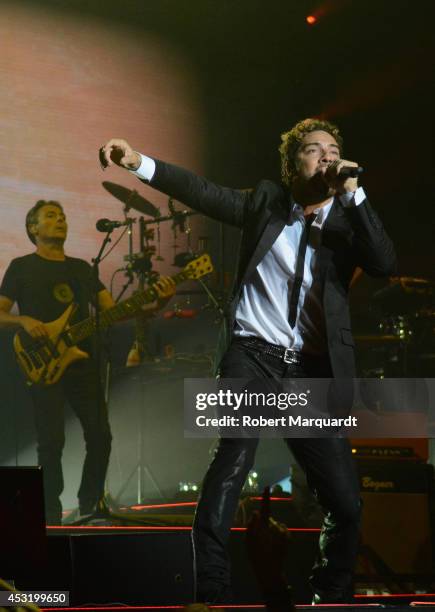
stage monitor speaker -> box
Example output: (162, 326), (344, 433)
(0, 466), (47, 578)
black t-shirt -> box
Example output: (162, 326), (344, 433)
(0, 253), (105, 352)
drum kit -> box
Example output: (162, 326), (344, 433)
(102, 181), (202, 291)
(355, 276), (435, 377)
(102, 181), (223, 366)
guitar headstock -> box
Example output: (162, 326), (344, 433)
(184, 253), (213, 280)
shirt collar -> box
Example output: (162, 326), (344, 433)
(289, 197), (334, 229)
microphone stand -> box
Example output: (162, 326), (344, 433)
(115, 270), (135, 303)
(115, 217), (136, 303)
(115, 208), (137, 303)
(71, 217), (156, 526)
(71, 229), (115, 525)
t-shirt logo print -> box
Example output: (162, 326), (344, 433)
(53, 283), (74, 304)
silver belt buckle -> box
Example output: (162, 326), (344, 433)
(283, 348), (298, 364)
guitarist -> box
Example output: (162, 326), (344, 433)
(0, 199), (175, 525)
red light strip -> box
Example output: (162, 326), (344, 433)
(40, 597), (435, 611)
(116, 497), (293, 511)
(47, 525), (193, 531)
(47, 525), (320, 532)
(128, 501), (198, 510)
(356, 593), (435, 598)
(41, 608), (186, 611)
(62, 497), (295, 518)
(231, 527), (320, 532)
(249, 496), (293, 501)
(40, 603), (392, 612)
(41, 607), (266, 611)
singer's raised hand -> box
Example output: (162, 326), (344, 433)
(324, 158), (359, 194)
(99, 138), (141, 171)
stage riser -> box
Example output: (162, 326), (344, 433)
(19, 531), (318, 605)
(15, 528), (435, 605)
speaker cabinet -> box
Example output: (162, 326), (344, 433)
(356, 461), (435, 577)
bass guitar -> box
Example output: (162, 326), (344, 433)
(14, 254), (213, 386)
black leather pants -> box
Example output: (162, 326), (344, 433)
(191, 337), (361, 601)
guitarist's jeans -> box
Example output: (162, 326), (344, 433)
(30, 360), (112, 525)
(191, 338), (361, 603)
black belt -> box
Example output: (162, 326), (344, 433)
(235, 336), (304, 365)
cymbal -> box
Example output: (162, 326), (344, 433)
(102, 181), (159, 217)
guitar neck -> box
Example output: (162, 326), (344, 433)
(67, 269), (189, 345)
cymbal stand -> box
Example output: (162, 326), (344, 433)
(114, 368), (167, 506)
(114, 217), (136, 303)
(114, 197), (137, 302)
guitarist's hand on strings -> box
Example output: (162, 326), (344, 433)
(19, 315), (48, 339)
(154, 276), (176, 308)
(141, 276), (176, 315)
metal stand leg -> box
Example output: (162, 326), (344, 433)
(114, 370), (170, 505)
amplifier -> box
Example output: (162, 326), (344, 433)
(357, 459), (433, 494)
(351, 438), (429, 461)
(356, 461), (435, 577)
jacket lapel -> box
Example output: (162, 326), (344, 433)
(317, 197), (352, 290)
(241, 205), (287, 283)
(323, 196), (347, 233)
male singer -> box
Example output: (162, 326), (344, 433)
(100, 118), (396, 603)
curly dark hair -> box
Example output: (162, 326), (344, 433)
(26, 199), (64, 244)
(279, 118), (343, 186)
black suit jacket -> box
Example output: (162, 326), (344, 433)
(144, 160), (397, 378)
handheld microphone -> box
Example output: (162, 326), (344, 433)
(338, 166), (364, 178)
(96, 218), (130, 232)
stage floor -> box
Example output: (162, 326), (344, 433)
(14, 519), (434, 608)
